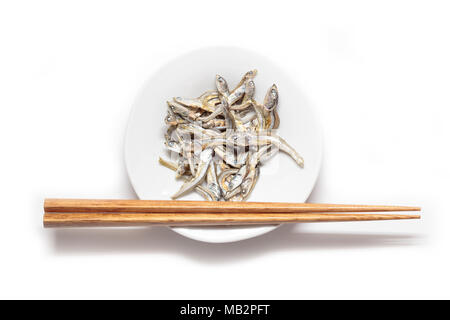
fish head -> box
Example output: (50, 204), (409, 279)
(244, 69), (258, 80)
(215, 75), (229, 95)
(263, 84), (278, 111)
(245, 80), (255, 98)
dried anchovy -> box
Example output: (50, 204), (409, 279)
(160, 70), (304, 201)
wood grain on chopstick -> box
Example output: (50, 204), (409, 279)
(43, 212), (421, 228)
(44, 199), (421, 214)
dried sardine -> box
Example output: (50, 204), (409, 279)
(171, 148), (214, 199)
(160, 70), (304, 201)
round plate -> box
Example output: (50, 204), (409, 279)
(125, 46), (322, 243)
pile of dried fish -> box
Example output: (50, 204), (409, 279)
(159, 70), (304, 201)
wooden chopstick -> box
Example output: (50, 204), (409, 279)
(43, 199), (420, 228)
(44, 199), (421, 214)
(43, 212), (420, 228)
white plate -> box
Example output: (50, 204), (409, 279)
(125, 46), (322, 243)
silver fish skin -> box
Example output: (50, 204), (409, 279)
(228, 164), (247, 192)
(218, 168), (239, 194)
(198, 105), (224, 122)
(176, 158), (187, 178)
(244, 80), (255, 101)
(220, 97), (237, 130)
(253, 103), (266, 130)
(263, 84), (278, 111)
(195, 184), (215, 201)
(167, 100), (197, 120)
(206, 163), (222, 201)
(159, 157), (213, 200)
(164, 140), (181, 153)
(199, 132), (303, 167)
(216, 75), (230, 97)
(213, 145), (242, 168)
(177, 123), (221, 138)
(233, 69), (257, 90)
(227, 82), (246, 105)
(239, 166), (259, 200)
(171, 148), (214, 199)
(224, 186), (242, 200)
(174, 93), (220, 113)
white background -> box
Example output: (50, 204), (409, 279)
(0, 0), (449, 299)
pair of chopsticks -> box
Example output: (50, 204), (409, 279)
(43, 199), (421, 227)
